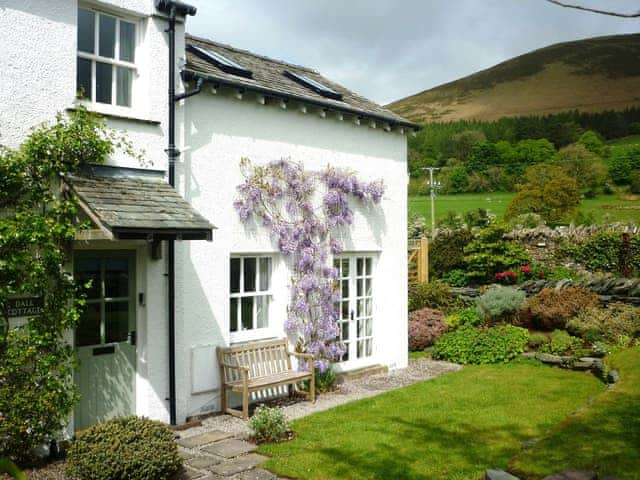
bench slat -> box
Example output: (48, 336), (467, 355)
(227, 370), (312, 391)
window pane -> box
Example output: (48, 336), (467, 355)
(119, 20), (135, 62)
(259, 258), (271, 291)
(116, 67), (132, 107)
(76, 58), (92, 100)
(76, 303), (101, 346)
(365, 258), (372, 276)
(365, 278), (372, 296)
(75, 257), (101, 299)
(357, 257), (364, 276)
(366, 318), (373, 336)
(230, 258), (240, 293)
(366, 298), (373, 316)
(341, 322), (349, 341)
(256, 296), (268, 329)
(78, 8), (95, 54)
(341, 280), (348, 300)
(230, 298), (238, 332)
(366, 339), (373, 356)
(96, 62), (112, 104)
(341, 258), (349, 277)
(105, 301), (129, 343)
(243, 258), (256, 292)
(241, 297), (253, 330)
(104, 257), (129, 298)
(99, 14), (116, 58)
(357, 278), (363, 297)
(341, 301), (349, 320)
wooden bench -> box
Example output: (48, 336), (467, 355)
(217, 339), (315, 419)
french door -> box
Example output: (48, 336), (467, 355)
(333, 255), (374, 368)
(73, 251), (136, 430)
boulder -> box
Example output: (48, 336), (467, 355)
(521, 352), (537, 360)
(536, 353), (565, 364)
(572, 360), (593, 371)
(607, 369), (620, 384)
(485, 469), (521, 480)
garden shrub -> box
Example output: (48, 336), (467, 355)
(314, 365), (337, 393)
(463, 223), (531, 284)
(432, 325), (529, 364)
(526, 287), (599, 330)
(476, 286), (526, 324)
(446, 307), (482, 330)
(408, 308), (448, 351)
(528, 332), (549, 350)
(557, 231), (640, 276)
(65, 416), (181, 480)
(430, 229), (473, 279)
(408, 281), (460, 313)
(566, 303), (640, 345)
(249, 406), (291, 444)
(441, 269), (468, 287)
(539, 330), (583, 356)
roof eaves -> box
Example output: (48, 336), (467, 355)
(181, 69), (420, 130)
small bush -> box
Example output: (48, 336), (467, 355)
(249, 406), (291, 444)
(408, 281), (460, 313)
(476, 286), (526, 324)
(526, 287), (599, 330)
(408, 308), (448, 351)
(539, 330), (583, 356)
(566, 303), (640, 345)
(65, 416), (181, 480)
(446, 307), (482, 330)
(315, 365), (337, 393)
(528, 332), (549, 350)
(432, 325), (529, 364)
(430, 229), (474, 279)
(441, 269), (468, 287)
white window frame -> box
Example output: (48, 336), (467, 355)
(76, 5), (139, 109)
(229, 255), (274, 343)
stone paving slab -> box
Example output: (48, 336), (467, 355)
(177, 466), (206, 479)
(203, 439), (257, 458)
(209, 454), (269, 476)
(187, 455), (224, 470)
(180, 449), (197, 461)
(235, 468), (277, 480)
(178, 430), (234, 449)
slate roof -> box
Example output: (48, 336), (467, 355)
(67, 168), (214, 241)
(184, 34), (418, 129)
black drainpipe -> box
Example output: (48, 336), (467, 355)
(155, 0), (200, 425)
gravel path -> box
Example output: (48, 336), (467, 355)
(179, 358), (462, 439)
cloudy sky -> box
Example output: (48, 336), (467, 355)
(186, 0), (639, 105)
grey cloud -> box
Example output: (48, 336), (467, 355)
(186, 0), (639, 105)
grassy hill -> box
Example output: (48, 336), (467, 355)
(388, 34), (640, 123)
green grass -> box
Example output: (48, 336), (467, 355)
(511, 347), (640, 480)
(258, 361), (604, 480)
(409, 193), (640, 224)
(607, 134), (640, 147)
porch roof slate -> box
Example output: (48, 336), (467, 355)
(66, 169), (215, 241)
(184, 34), (419, 130)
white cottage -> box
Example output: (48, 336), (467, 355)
(0, 0), (416, 430)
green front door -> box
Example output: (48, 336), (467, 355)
(74, 251), (136, 431)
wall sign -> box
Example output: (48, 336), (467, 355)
(5, 297), (44, 318)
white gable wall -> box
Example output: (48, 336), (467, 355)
(176, 90), (408, 420)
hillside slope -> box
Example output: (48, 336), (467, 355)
(388, 34), (640, 123)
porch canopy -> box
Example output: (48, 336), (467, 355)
(65, 166), (214, 241)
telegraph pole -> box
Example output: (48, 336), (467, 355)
(421, 167), (441, 234)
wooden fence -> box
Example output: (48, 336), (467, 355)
(408, 238), (429, 284)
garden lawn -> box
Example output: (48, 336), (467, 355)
(409, 193), (640, 224)
(510, 347), (640, 480)
(258, 361), (604, 480)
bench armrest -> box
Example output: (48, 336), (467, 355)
(219, 362), (249, 373)
(289, 351), (314, 370)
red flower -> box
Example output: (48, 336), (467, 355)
(520, 265), (532, 274)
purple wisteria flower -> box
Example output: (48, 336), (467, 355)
(234, 159), (385, 372)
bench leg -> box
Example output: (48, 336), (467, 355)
(242, 387), (249, 420)
(221, 385), (227, 414)
(310, 371), (316, 403)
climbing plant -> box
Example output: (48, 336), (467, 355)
(0, 109), (137, 464)
(234, 159), (384, 371)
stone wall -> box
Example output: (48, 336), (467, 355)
(452, 277), (640, 306)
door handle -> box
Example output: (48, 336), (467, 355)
(128, 330), (137, 346)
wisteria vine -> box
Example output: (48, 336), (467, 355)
(234, 158), (385, 372)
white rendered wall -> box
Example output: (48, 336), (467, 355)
(176, 90), (409, 421)
(0, 0), (180, 424)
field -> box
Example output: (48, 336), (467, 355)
(409, 192), (640, 224)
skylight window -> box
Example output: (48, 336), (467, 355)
(284, 71), (343, 100)
(187, 44), (252, 79)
